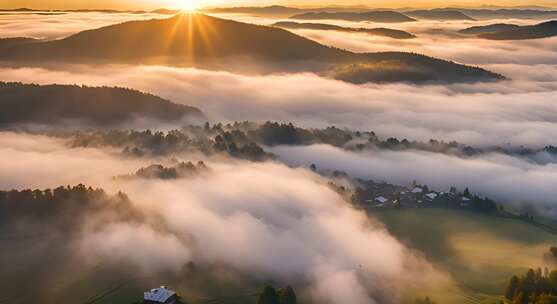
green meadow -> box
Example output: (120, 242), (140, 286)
(374, 208), (557, 303)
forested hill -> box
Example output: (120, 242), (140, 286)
(459, 23), (521, 35)
(272, 21), (416, 39)
(289, 11), (416, 22)
(479, 20), (557, 40)
(0, 82), (204, 127)
(404, 9), (475, 20)
(0, 13), (349, 63)
(0, 14), (503, 83)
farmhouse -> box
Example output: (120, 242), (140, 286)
(144, 286), (178, 304)
(411, 187), (423, 194)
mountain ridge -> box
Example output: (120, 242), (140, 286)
(272, 21), (416, 39)
(289, 11), (416, 22)
(0, 82), (204, 127)
(0, 13), (504, 84)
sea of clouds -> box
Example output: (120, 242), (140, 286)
(1, 11), (557, 303)
(0, 132), (454, 303)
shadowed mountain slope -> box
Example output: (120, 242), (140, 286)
(478, 20), (557, 40)
(459, 23), (521, 35)
(0, 14), (349, 63)
(454, 8), (557, 20)
(0, 82), (204, 127)
(272, 21), (416, 39)
(405, 9), (475, 20)
(0, 14), (503, 84)
(0, 37), (39, 51)
(289, 11), (416, 22)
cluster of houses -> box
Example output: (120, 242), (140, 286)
(353, 180), (473, 209)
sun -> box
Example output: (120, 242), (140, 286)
(173, 0), (203, 11)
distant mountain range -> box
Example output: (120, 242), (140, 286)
(404, 9), (475, 20)
(289, 11), (416, 22)
(449, 8), (557, 19)
(204, 5), (305, 16)
(460, 20), (557, 39)
(3, 5), (557, 20)
(0, 82), (204, 127)
(0, 14), (503, 84)
(459, 23), (521, 35)
(272, 21), (416, 39)
(202, 5), (557, 20)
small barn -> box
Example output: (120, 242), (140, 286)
(144, 286), (178, 304)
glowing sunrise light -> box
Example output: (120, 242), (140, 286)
(173, 0), (203, 11)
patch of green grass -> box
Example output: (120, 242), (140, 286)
(374, 207), (557, 300)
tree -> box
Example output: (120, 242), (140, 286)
(258, 285), (279, 304)
(463, 187), (470, 197)
(277, 286), (297, 304)
(506, 275), (520, 300)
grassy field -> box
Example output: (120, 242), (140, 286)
(374, 208), (557, 303)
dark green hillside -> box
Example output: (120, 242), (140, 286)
(289, 11), (416, 22)
(0, 82), (204, 127)
(480, 20), (557, 40)
(331, 52), (504, 83)
(273, 21), (416, 39)
(455, 8), (557, 20)
(405, 9), (475, 20)
(459, 23), (521, 35)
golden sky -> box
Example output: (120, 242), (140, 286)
(2, 0), (557, 10)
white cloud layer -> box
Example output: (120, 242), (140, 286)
(0, 131), (452, 303)
(271, 144), (557, 212)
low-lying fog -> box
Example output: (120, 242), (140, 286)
(0, 132), (454, 303)
(1, 13), (556, 146)
(1, 11), (557, 302)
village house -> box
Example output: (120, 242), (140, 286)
(144, 286), (178, 304)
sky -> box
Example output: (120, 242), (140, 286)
(2, 0), (557, 10)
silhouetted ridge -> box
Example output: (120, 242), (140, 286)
(289, 11), (416, 22)
(0, 82), (204, 127)
(0, 13), (348, 62)
(0, 14), (504, 84)
(405, 9), (475, 20)
(479, 20), (557, 40)
(273, 21), (416, 39)
(453, 8), (557, 20)
(459, 23), (521, 35)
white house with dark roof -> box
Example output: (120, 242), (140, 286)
(144, 286), (177, 304)
(411, 187), (423, 194)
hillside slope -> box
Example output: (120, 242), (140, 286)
(479, 20), (557, 40)
(289, 11), (416, 22)
(273, 21), (416, 39)
(0, 37), (38, 51)
(0, 82), (204, 127)
(0, 14), (504, 84)
(405, 9), (475, 20)
(0, 14), (348, 63)
(459, 23), (521, 35)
